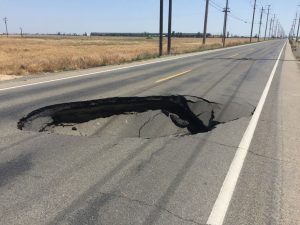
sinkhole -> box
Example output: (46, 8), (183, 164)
(18, 95), (254, 138)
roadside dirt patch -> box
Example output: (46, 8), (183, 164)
(0, 75), (22, 81)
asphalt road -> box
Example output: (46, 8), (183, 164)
(0, 40), (287, 225)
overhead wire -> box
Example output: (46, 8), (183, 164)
(204, 0), (251, 24)
(201, 0), (278, 34)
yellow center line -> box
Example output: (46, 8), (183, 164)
(228, 53), (239, 58)
(155, 69), (192, 83)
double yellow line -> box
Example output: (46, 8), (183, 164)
(155, 69), (192, 83)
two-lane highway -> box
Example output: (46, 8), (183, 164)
(0, 40), (287, 225)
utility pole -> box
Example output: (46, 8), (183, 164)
(250, 0), (257, 42)
(203, 0), (209, 44)
(273, 20), (278, 38)
(167, 0), (172, 55)
(268, 17), (273, 38)
(294, 14), (298, 38)
(257, 7), (264, 41)
(264, 5), (271, 40)
(159, 0), (163, 56)
(276, 22), (280, 38)
(20, 27), (23, 37)
(275, 19), (279, 38)
(279, 24), (282, 38)
(270, 15), (275, 38)
(222, 0), (229, 47)
(3, 17), (8, 37)
(297, 5), (300, 42)
(291, 14), (297, 39)
(289, 18), (293, 39)
(272, 16), (276, 38)
(296, 15), (300, 42)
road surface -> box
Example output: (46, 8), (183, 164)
(0, 39), (294, 225)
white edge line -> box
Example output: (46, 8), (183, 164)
(206, 40), (287, 225)
(0, 41), (265, 92)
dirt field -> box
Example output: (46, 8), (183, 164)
(0, 36), (255, 77)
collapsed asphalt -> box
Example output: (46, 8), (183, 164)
(18, 95), (254, 138)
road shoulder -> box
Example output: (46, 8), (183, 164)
(224, 42), (300, 225)
(278, 42), (300, 224)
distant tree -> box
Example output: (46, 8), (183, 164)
(57, 32), (61, 35)
(177, 32), (183, 37)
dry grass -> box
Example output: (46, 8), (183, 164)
(0, 36), (255, 77)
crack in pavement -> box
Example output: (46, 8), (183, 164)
(248, 150), (297, 165)
(82, 191), (207, 225)
(138, 112), (162, 138)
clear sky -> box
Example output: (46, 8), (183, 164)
(0, 0), (299, 36)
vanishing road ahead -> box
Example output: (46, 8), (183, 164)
(1, 39), (297, 225)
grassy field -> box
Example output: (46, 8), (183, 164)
(0, 36), (255, 77)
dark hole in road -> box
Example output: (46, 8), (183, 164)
(18, 95), (254, 138)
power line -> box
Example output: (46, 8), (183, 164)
(205, 0), (250, 24)
(210, 0), (223, 10)
(228, 12), (249, 23)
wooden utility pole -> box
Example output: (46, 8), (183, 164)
(296, 16), (300, 42)
(159, 0), (163, 56)
(3, 17), (8, 37)
(297, 5), (300, 41)
(203, 0), (209, 44)
(271, 15), (276, 37)
(250, 0), (257, 42)
(222, 0), (229, 47)
(257, 7), (264, 41)
(268, 17), (273, 38)
(264, 5), (271, 40)
(270, 15), (275, 38)
(292, 14), (298, 39)
(274, 19), (279, 39)
(167, 0), (172, 55)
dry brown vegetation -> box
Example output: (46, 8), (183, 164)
(0, 36), (255, 77)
